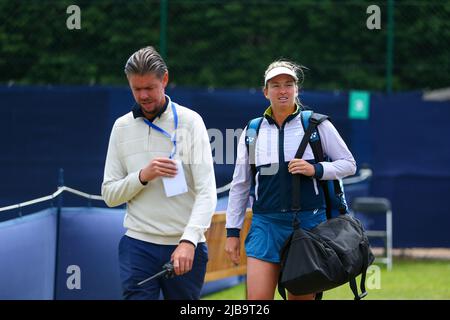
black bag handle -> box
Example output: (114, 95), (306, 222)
(291, 116), (320, 211)
(296, 113), (346, 219)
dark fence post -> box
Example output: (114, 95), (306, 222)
(386, 0), (395, 93)
(160, 0), (168, 60)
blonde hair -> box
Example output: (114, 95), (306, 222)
(263, 59), (308, 107)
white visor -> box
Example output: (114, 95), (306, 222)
(264, 66), (298, 86)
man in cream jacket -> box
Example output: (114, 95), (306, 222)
(102, 46), (217, 300)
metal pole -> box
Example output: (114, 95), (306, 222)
(58, 168), (64, 210)
(386, 0), (395, 93)
(53, 168), (64, 300)
(160, 0), (168, 60)
(386, 209), (393, 271)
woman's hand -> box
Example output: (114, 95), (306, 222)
(288, 159), (315, 177)
(225, 237), (241, 265)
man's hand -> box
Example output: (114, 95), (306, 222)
(171, 242), (195, 276)
(139, 157), (177, 183)
(288, 159), (315, 177)
(225, 237), (241, 265)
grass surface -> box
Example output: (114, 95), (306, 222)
(202, 259), (450, 300)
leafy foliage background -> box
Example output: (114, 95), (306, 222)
(0, 0), (448, 91)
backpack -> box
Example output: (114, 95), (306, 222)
(244, 110), (348, 218)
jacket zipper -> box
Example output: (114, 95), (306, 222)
(255, 172), (260, 201)
(312, 178), (319, 195)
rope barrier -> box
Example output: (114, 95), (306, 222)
(0, 169), (372, 213)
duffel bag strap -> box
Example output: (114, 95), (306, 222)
(277, 276), (288, 301)
(349, 243), (371, 300)
(359, 243), (370, 298)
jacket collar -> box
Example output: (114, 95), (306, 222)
(264, 104), (300, 125)
(132, 96), (169, 121)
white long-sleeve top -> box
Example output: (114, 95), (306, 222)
(226, 113), (356, 231)
(102, 97), (217, 246)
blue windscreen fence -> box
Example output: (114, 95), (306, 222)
(0, 208), (56, 299)
(0, 206), (241, 299)
(54, 207), (125, 300)
(1, 86), (449, 246)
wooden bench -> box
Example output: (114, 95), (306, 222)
(204, 209), (252, 282)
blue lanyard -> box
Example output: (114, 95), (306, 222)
(143, 102), (178, 159)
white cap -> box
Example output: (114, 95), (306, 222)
(264, 66), (298, 86)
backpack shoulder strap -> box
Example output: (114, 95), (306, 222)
(302, 112), (347, 218)
(300, 111), (329, 141)
(310, 112), (329, 125)
(245, 117), (263, 179)
(300, 110), (313, 130)
(295, 111), (328, 160)
(301, 112), (328, 162)
(295, 111), (332, 214)
(301, 111), (329, 126)
(245, 117), (263, 147)
(292, 111), (324, 210)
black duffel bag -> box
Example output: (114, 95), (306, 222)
(278, 214), (375, 300)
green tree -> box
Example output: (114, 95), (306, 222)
(0, 0), (448, 91)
